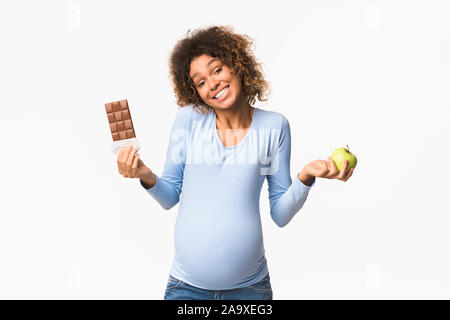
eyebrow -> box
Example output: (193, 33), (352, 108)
(190, 58), (221, 81)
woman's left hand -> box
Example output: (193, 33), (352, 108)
(304, 157), (354, 182)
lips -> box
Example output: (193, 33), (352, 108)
(213, 85), (229, 99)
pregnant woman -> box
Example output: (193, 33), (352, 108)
(116, 26), (354, 300)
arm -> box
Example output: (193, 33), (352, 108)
(139, 107), (189, 210)
(139, 171), (157, 189)
(266, 116), (315, 228)
(297, 170), (316, 187)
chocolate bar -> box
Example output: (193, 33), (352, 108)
(105, 99), (136, 141)
(105, 99), (140, 156)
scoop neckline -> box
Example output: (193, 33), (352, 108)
(213, 107), (257, 150)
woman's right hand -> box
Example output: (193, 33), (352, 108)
(117, 145), (152, 179)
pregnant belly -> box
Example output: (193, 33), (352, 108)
(173, 212), (264, 288)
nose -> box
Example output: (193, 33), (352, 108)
(209, 77), (220, 92)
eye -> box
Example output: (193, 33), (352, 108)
(197, 67), (221, 88)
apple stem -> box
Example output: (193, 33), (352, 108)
(346, 144), (350, 153)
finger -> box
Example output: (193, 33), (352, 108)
(121, 144), (133, 161)
(339, 160), (348, 179)
(319, 160), (330, 178)
(122, 145), (134, 174)
(118, 145), (132, 171)
(117, 146), (126, 172)
(343, 167), (354, 182)
(131, 153), (139, 176)
(126, 146), (138, 168)
(325, 158), (333, 178)
(328, 157), (338, 177)
(119, 145), (131, 161)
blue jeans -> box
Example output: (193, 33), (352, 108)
(164, 273), (273, 300)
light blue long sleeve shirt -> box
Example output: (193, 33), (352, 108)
(140, 104), (315, 290)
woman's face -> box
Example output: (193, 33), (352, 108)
(189, 54), (242, 110)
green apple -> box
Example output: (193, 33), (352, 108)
(331, 144), (357, 174)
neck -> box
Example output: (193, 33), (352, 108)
(214, 94), (253, 130)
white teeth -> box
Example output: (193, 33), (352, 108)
(215, 86), (229, 99)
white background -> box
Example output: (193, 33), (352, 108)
(0, 0), (449, 299)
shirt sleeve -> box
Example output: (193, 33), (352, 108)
(139, 107), (189, 210)
(266, 116), (315, 227)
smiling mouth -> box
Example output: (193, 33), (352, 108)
(213, 86), (229, 99)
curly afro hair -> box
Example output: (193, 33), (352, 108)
(168, 25), (271, 114)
